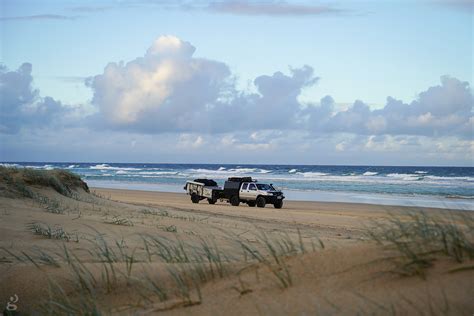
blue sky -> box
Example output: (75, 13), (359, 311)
(0, 0), (473, 165)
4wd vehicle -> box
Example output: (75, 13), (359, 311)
(238, 181), (284, 208)
(184, 177), (285, 208)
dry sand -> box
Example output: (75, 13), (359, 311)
(0, 186), (473, 315)
(97, 189), (384, 240)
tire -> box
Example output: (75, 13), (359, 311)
(230, 195), (240, 206)
(208, 198), (217, 205)
(274, 200), (283, 209)
(191, 194), (200, 204)
(256, 196), (266, 208)
(247, 201), (256, 207)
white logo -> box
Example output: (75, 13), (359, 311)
(5, 294), (18, 311)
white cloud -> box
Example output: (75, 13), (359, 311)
(177, 134), (206, 148)
(0, 63), (73, 133)
(4, 36), (473, 144)
(307, 76), (473, 138)
(335, 142), (345, 151)
(87, 36), (472, 139)
(220, 135), (236, 146)
(87, 36), (319, 134)
(87, 35), (231, 132)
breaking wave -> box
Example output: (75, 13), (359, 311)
(90, 164), (141, 171)
(386, 173), (422, 181)
(297, 172), (328, 178)
(363, 172), (378, 176)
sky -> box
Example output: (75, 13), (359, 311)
(0, 0), (473, 166)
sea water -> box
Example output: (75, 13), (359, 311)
(2, 162), (473, 210)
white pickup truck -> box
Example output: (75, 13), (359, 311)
(237, 181), (284, 208)
(184, 177), (285, 208)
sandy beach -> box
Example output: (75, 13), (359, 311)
(93, 188), (458, 244)
(0, 171), (473, 314)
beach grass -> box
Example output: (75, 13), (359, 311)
(367, 210), (474, 277)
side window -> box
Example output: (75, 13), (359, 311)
(249, 184), (257, 191)
(242, 183), (248, 190)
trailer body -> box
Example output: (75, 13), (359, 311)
(183, 179), (222, 204)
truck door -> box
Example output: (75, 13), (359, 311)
(247, 183), (258, 200)
(239, 182), (250, 200)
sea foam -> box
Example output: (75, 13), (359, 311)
(362, 171), (378, 176)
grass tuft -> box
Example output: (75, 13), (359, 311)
(105, 216), (134, 226)
(28, 222), (78, 242)
(367, 210), (474, 277)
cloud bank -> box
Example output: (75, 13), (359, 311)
(0, 63), (71, 133)
(306, 76), (473, 138)
(1, 35), (472, 166)
(87, 35), (473, 138)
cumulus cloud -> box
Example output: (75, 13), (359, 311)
(88, 35), (472, 139)
(4, 35), (472, 146)
(0, 63), (71, 133)
(177, 134), (206, 149)
(206, 1), (343, 16)
(87, 35), (232, 133)
(207, 65), (318, 132)
(306, 76), (473, 138)
(88, 35), (318, 133)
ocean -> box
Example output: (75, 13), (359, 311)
(2, 162), (473, 210)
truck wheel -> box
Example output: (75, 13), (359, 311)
(256, 196), (266, 208)
(208, 198), (217, 205)
(247, 201), (256, 207)
(191, 194), (200, 204)
(274, 200), (283, 209)
(230, 195), (240, 206)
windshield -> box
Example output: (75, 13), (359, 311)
(256, 184), (274, 191)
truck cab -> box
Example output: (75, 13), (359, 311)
(239, 182), (284, 208)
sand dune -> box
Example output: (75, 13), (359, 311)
(0, 169), (473, 314)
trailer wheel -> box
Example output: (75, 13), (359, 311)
(247, 201), (256, 207)
(256, 196), (266, 208)
(230, 195), (240, 206)
(191, 194), (200, 204)
(208, 198), (217, 205)
(274, 200), (283, 209)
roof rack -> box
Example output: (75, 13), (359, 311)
(227, 177), (256, 183)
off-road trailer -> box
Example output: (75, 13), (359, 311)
(183, 178), (221, 204)
(184, 177), (285, 208)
